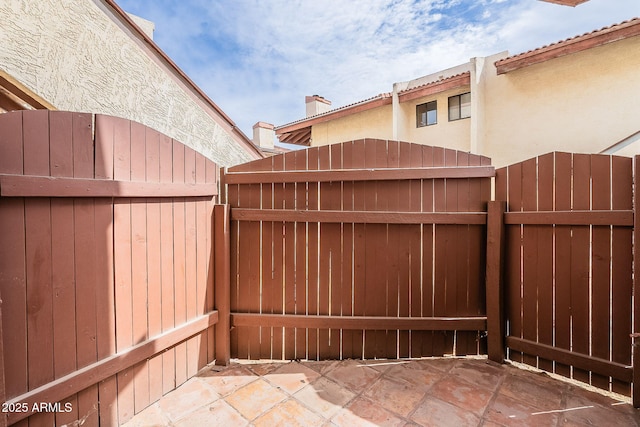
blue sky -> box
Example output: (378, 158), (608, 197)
(115, 0), (639, 143)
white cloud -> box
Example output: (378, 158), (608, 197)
(116, 0), (639, 139)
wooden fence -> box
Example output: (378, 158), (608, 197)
(0, 111), (219, 426)
(221, 139), (493, 361)
(3, 117), (640, 426)
(495, 152), (636, 399)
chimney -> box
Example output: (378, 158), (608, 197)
(252, 122), (275, 150)
(305, 95), (331, 117)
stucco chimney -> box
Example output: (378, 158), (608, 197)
(305, 95), (331, 117)
(252, 122), (275, 150)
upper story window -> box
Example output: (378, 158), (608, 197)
(417, 101), (437, 127)
(448, 92), (471, 121)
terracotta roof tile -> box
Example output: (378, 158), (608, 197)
(495, 17), (640, 73)
(398, 72), (471, 95)
(276, 92), (392, 130)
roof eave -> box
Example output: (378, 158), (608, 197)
(495, 18), (640, 75)
(398, 73), (471, 103)
(101, 0), (264, 158)
(276, 95), (392, 134)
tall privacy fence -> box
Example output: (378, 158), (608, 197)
(1, 112), (639, 426)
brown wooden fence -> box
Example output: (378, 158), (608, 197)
(3, 117), (640, 426)
(495, 152), (635, 398)
(0, 111), (219, 426)
(221, 139), (493, 361)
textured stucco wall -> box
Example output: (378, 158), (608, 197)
(0, 0), (259, 167)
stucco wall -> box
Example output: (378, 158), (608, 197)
(398, 88), (472, 153)
(310, 104), (393, 146)
(0, 0), (259, 167)
(483, 36), (640, 167)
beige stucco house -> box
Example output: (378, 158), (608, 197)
(0, 0), (264, 167)
(272, 18), (640, 167)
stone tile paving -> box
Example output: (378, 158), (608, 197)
(123, 357), (640, 426)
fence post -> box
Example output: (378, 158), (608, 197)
(214, 204), (231, 366)
(634, 156), (640, 407)
(486, 200), (506, 363)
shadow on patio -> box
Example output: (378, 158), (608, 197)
(122, 356), (639, 426)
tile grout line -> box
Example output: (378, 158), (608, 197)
(477, 367), (509, 426)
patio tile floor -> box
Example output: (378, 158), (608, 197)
(123, 357), (640, 426)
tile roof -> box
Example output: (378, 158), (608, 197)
(495, 17), (640, 74)
(275, 93), (392, 132)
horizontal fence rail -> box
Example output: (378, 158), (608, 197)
(231, 208), (488, 224)
(0, 174), (218, 198)
(223, 165), (495, 184)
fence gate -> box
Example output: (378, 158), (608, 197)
(221, 139), (494, 361)
(0, 110), (220, 426)
(496, 152), (635, 398)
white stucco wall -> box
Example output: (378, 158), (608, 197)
(0, 0), (260, 167)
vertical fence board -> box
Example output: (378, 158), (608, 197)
(283, 152), (297, 359)
(172, 142), (188, 387)
(612, 156), (633, 395)
(456, 152), (473, 355)
(159, 136), (176, 393)
(571, 154), (591, 384)
(48, 112), (80, 426)
(260, 159), (275, 359)
(536, 154), (554, 372)
(506, 161), (523, 363)
(94, 115), (118, 426)
(131, 122), (150, 413)
(351, 141), (366, 359)
(113, 117), (134, 424)
(23, 110), (56, 427)
(184, 147), (200, 371)
(590, 155), (612, 390)
(271, 155), (285, 360)
(0, 113), (26, 405)
(386, 141), (401, 359)
(341, 142), (355, 359)
(294, 150), (309, 360)
(521, 158), (538, 368)
(307, 148), (320, 360)
(416, 145), (434, 357)
(146, 128), (164, 404)
(553, 152), (572, 378)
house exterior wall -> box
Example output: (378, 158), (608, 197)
(310, 103), (393, 146)
(0, 0), (260, 167)
(293, 28), (638, 167)
(398, 88), (472, 153)
(483, 35), (640, 167)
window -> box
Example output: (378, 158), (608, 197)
(416, 101), (437, 127)
(448, 92), (471, 121)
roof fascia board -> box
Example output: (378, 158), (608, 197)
(0, 69), (56, 110)
(97, 0), (263, 158)
(496, 18), (640, 74)
(398, 73), (471, 103)
(276, 96), (392, 134)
